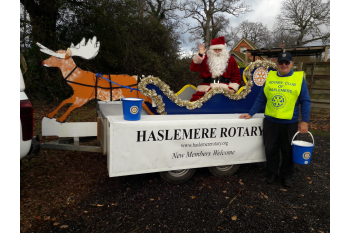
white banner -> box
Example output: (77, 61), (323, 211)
(107, 114), (266, 177)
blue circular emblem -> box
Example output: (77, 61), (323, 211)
(271, 94), (286, 109)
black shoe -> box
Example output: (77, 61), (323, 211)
(266, 175), (276, 184)
(282, 179), (292, 187)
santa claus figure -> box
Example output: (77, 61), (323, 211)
(190, 36), (241, 102)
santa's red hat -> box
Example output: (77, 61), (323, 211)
(209, 36), (226, 50)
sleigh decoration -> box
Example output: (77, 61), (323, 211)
(38, 37), (275, 137)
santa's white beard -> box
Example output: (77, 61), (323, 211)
(207, 49), (230, 78)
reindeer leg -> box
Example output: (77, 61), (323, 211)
(46, 97), (75, 119)
(57, 98), (90, 123)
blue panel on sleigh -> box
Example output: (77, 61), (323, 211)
(143, 68), (274, 115)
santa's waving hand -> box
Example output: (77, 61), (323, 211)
(198, 43), (207, 55)
(190, 37), (241, 102)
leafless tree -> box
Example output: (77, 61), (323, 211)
(187, 14), (237, 47)
(274, 0), (330, 46)
(234, 20), (271, 48)
(268, 31), (299, 48)
(210, 14), (229, 39)
(180, 0), (251, 49)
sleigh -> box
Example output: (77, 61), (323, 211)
(141, 65), (276, 116)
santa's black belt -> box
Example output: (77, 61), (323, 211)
(202, 77), (230, 84)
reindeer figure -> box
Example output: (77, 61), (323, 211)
(37, 37), (153, 122)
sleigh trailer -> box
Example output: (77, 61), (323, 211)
(41, 96), (266, 184)
(36, 37), (274, 183)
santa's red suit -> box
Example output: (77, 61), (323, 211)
(190, 37), (241, 102)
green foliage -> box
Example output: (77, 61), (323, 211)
(237, 62), (247, 68)
(21, 0), (196, 102)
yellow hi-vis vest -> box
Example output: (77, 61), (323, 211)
(264, 71), (304, 120)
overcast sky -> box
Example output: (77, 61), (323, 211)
(179, 0), (283, 52)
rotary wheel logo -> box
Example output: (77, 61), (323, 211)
(130, 106), (139, 114)
(303, 152), (311, 160)
(271, 94), (286, 109)
(253, 67), (268, 86)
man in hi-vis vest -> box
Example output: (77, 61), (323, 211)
(239, 52), (311, 187)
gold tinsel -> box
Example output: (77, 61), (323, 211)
(138, 60), (277, 115)
(243, 60), (277, 82)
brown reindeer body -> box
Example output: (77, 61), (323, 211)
(39, 45), (153, 122)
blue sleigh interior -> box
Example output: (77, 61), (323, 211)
(143, 67), (274, 115)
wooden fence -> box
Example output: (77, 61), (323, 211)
(298, 62), (330, 117)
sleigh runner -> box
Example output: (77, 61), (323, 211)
(37, 37), (274, 184)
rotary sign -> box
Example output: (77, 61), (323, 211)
(253, 67), (268, 86)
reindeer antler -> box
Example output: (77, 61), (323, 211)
(36, 42), (66, 59)
(69, 36), (100, 60)
(37, 37), (100, 60)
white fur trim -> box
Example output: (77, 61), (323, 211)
(196, 84), (211, 92)
(210, 83), (229, 89)
(209, 44), (226, 50)
(193, 53), (205, 64)
(228, 82), (240, 91)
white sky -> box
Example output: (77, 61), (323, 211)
(228, 0), (282, 31)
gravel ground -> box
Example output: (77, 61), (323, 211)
(20, 131), (329, 233)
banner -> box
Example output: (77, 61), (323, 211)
(107, 114), (266, 177)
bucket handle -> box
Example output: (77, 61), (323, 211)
(291, 131), (314, 146)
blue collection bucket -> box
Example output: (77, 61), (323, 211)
(291, 131), (315, 165)
(121, 98), (144, 121)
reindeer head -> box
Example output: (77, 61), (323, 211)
(40, 50), (74, 68)
(37, 37), (100, 68)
